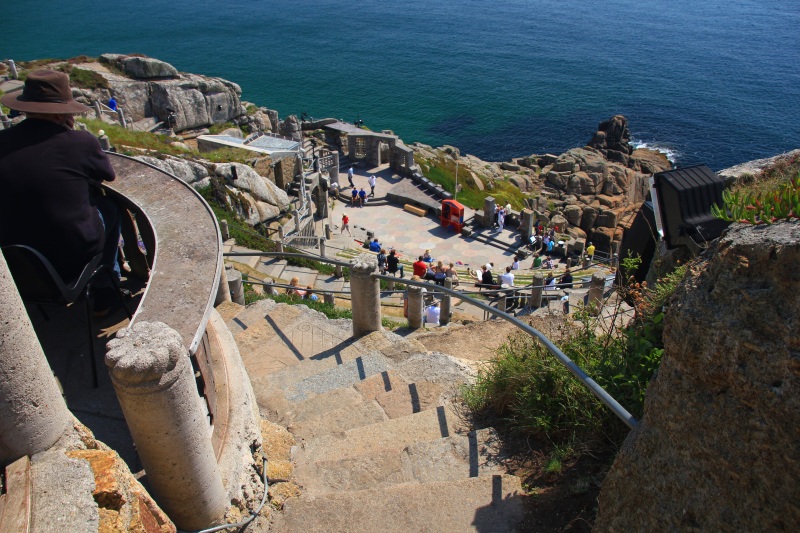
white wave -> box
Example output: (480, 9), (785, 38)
(631, 138), (680, 165)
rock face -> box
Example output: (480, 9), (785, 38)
(595, 220), (800, 532)
(94, 54), (243, 131)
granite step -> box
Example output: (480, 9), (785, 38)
(293, 427), (506, 496)
(270, 475), (525, 533)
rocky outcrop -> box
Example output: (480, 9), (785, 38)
(717, 148), (800, 185)
(595, 220), (800, 532)
(134, 155), (291, 223)
(588, 114), (634, 165)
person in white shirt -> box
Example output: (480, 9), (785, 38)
(425, 301), (441, 326)
(499, 266), (515, 287)
(368, 174), (377, 197)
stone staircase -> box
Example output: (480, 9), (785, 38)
(219, 298), (526, 532)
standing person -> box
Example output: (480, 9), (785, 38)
(0, 70), (121, 314)
(341, 213), (352, 236)
(358, 187), (367, 207)
(347, 165), (354, 188)
(368, 174), (377, 197)
(497, 207), (506, 231)
(586, 241), (596, 261)
(387, 249), (404, 278)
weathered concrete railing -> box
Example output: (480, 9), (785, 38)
(104, 154), (250, 529)
(225, 250), (638, 430)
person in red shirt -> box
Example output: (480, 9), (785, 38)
(412, 256), (428, 278)
(340, 213), (351, 236)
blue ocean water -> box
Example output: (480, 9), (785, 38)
(5, 0), (799, 170)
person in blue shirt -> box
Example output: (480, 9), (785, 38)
(108, 96), (117, 111)
(358, 187), (367, 207)
(368, 238), (381, 252)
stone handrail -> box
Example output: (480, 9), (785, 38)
(224, 250), (638, 429)
(105, 153), (222, 355)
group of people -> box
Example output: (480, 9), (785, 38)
(493, 203), (512, 231)
(412, 256), (459, 286)
(286, 277), (318, 301)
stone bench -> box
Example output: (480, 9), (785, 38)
(404, 204), (427, 217)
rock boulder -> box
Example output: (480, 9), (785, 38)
(595, 221), (800, 532)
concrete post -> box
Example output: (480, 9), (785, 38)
(219, 219), (230, 241)
(0, 251), (71, 464)
(440, 279), (452, 326)
(227, 266), (245, 305)
(349, 254), (381, 337)
(116, 108), (127, 129)
(98, 133), (111, 151)
(317, 189), (329, 218)
(521, 209), (535, 240)
(332, 152), (340, 183)
(387, 279), (395, 291)
(529, 272), (545, 309)
(407, 286), (424, 329)
(214, 264), (232, 306)
(335, 264), (343, 278)
(277, 240), (284, 254)
(105, 322), (228, 530)
(266, 280), (278, 296)
(8, 60), (18, 79)
(587, 272), (606, 316)
(293, 210), (301, 233)
(498, 292), (507, 314)
(278, 225), (285, 241)
(319, 238), (326, 258)
(483, 196), (496, 228)
(94, 100), (103, 119)
(323, 293), (335, 306)
(325, 223), (332, 240)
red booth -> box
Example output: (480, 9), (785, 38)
(441, 199), (465, 233)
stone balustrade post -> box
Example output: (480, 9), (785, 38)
(0, 251), (71, 464)
(293, 210), (301, 233)
(483, 196), (496, 228)
(325, 223), (332, 240)
(214, 264), (232, 306)
(586, 272), (606, 316)
(521, 209), (535, 240)
(349, 254), (381, 337)
(276, 240), (284, 254)
(407, 286), (424, 329)
(116, 108), (127, 129)
(335, 264), (343, 278)
(94, 100), (103, 119)
(266, 279), (278, 296)
(278, 225), (285, 241)
(529, 272), (545, 309)
(440, 279), (452, 326)
(387, 279), (395, 291)
(98, 133), (111, 151)
(219, 219), (230, 241)
(323, 292), (335, 306)
(226, 266), (245, 305)
(105, 322), (228, 530)
(319, 238), (326, 258)
(498, 291), (507, 314)
(8, 59), (18, 79)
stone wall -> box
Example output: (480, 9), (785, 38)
(595, 220), (800, 531)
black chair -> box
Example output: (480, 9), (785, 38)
(1, 244), (132, 387)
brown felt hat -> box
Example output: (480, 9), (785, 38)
(1, 69), (91, 114)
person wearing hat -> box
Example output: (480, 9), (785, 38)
(0, 69), (121, 314)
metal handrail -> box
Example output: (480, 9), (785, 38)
(223, 250), (638, 430)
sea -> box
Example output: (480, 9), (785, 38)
(5, 0), (799, 171)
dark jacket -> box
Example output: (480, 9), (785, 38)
(0, 119), (115, 280)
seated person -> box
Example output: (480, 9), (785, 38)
(358, 187), (367, 205)
(543, 257), (554, 269)
(445, 262), (459, 286)
(433, 260), (447, 285)
(559, 268), (574, 288)
(473, 265), (495, 287)
(387, 249), (404, 277)
(368, 238), (381, 252)
(412, 256), (428, 278)
(499, 266), (515, 287)
(424, 301), (441, 326)
(303, 286), (319, 301)
(424, 265), (436, 282)
(422, 249), (434, 262)
(532, 254), (543, 269)
(287, 276), (306, 298)
(0, 70), (120, 314)
(376, 248), (387, 273)
(351, 187), (358, 205)
(511, 258), (520, 270)
(544, 272), (557, 291)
